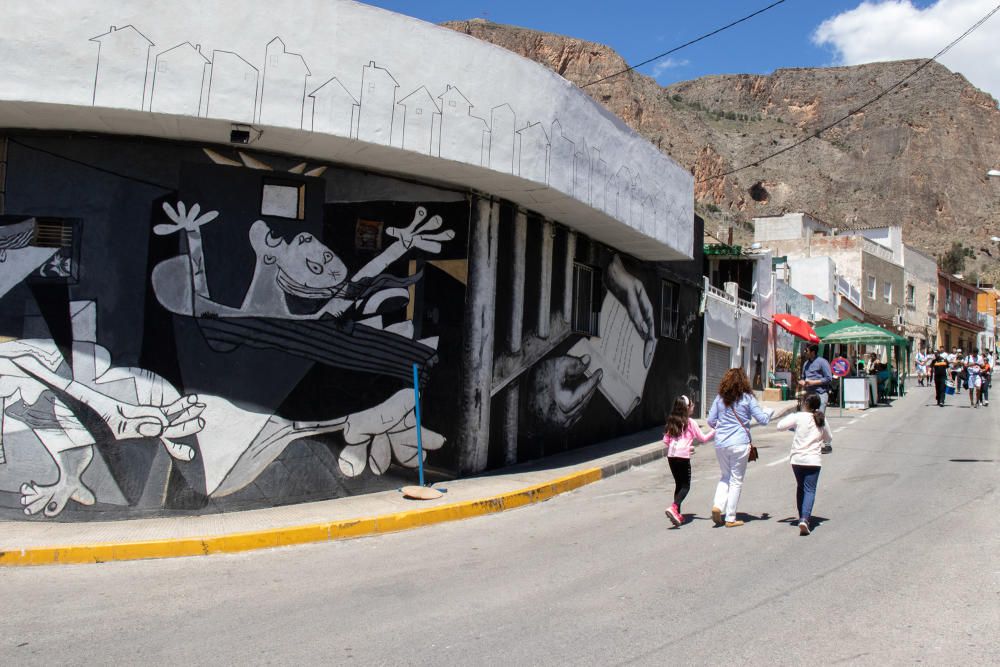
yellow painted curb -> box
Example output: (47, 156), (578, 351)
(0, 467), (604, 566)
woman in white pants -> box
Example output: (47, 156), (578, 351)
(706, 368), (773, 527)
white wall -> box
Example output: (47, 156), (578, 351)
(788, 256), (837, 305)
(0, 0), (694, 260)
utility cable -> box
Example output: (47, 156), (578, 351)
(697, 2), (1000, 184)
(581, 0), (789, 89)
(7, 137), (173, 191)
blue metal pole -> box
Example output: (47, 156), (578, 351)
(412, 363), (425, 487)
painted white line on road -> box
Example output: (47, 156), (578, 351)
(766, 455), (790, 467)
(834, 427), (846, 433)
(849, 419), (858, 425)
(860, 413), (870, 418)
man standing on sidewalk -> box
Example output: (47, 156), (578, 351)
(799, 344), (832, 414)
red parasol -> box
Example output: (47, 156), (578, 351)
(774, 313), (820, 343)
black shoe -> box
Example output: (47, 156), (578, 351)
(821, 444), (833, 454)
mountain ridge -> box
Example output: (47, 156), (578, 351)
(444, 19), (1000, 279)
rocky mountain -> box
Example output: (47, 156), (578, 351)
(445, 19), (1000, 280)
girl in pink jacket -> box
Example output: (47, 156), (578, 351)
(663, 395), (715, 527)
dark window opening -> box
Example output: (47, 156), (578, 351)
(572, 262), (601, 336)
(660, 280), (680, 338)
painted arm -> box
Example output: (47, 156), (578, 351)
(9, 354), (204, 441)
(154, 201), (221, 299)
(353, 206), (455, 282)
(605, 254), (656, 368)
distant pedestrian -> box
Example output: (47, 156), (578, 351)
(914, 347), (928, 387)
(776, 394), (832, 536)
(965, 349), (983, 407)
(799, 344), (832, 414)
(932, 348), (950, 407)
(663, 395), (715, 527)
(707, 368), (773, 528)
(981, 358), (991, 407)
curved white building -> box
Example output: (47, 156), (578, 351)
(0, 1), (701, 521)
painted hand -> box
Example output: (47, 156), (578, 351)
(605, 255), (656, 367)
(528, 355), (603, 430)
(155, 201), (220, 236)
(20, 447), (96, 517)
(87, 392), (206, 447)
(385, 206), (456, 253)
(338, 389), (445, 476)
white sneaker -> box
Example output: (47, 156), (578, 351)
(798, 520), (811, 536)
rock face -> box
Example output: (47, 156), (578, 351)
(445, 19), (1000, 274)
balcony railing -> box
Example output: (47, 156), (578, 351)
(837, 275), (862, 307)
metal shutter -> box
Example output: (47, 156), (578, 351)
(706, 342), (731, 401)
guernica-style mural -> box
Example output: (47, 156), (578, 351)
(0, 132), (701, 521)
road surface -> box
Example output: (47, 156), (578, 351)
(3, 387), (998, 665)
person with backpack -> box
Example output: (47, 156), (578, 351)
(706, 368), (773, 528)
(662, 395), (715, 527)
(775, 393), (833, 536)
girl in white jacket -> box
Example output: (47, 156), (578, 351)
(776, 394), (832, 536)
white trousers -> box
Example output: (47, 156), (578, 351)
(714, 444), (750, 522)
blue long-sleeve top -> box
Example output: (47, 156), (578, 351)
(707, 392), (772, 447)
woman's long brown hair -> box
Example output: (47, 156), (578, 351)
(664, 396), (690, 438)
(718, 368), (753, 406)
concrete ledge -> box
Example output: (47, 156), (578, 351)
(0, 468), (605, 567)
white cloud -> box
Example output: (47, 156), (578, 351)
(813, 0), (1000, 101)
(651, 57), (690, 78)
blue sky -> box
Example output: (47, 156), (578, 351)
(361, 1), (1000, 96)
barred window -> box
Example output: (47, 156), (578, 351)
(660, 280), (680, 339)
(572, 263), (601, 336)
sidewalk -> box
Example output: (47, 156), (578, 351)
(0, 400), (798, 566)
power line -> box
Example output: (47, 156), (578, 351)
(698, 2), (1000, 184)
(580, 0), (789, 89)
(8, 137), (173, 191)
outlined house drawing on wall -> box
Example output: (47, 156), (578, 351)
(437, 86), (489, 167)
(258, 37), (311, 129)
(607, 165), (632, 221)
(548, 119), (575, 196)
(488, 104), (516, 174)
(574, 138), (591, 205)
(396, 86), (440, 156)
(516, 121), (549, 184)
(630, 174), (644, 229)
(90, 25), (153, 111)
(309, 77), (358, 137)
(150, 42), (210, 116)
(357, 62), (398, 146)
(206, 51), (259, 123)
(591, 148), (607, 212)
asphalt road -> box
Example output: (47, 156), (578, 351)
(2, 387), (998, 665)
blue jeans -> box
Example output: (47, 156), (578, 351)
(792, 464), (821, 523)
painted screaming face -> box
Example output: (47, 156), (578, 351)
(249, 220), (348, 299)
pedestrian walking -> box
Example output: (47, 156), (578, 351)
(706, 368), (773, 528)
(914, 347), (928, 387)
(663, 395), (715, 527)
(965, 349), (983, 407)
(932, 348), (950, 407)
(775, 394), (832, 536)
(799, 344), (832, 414)
(981, 358), (991, 407)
